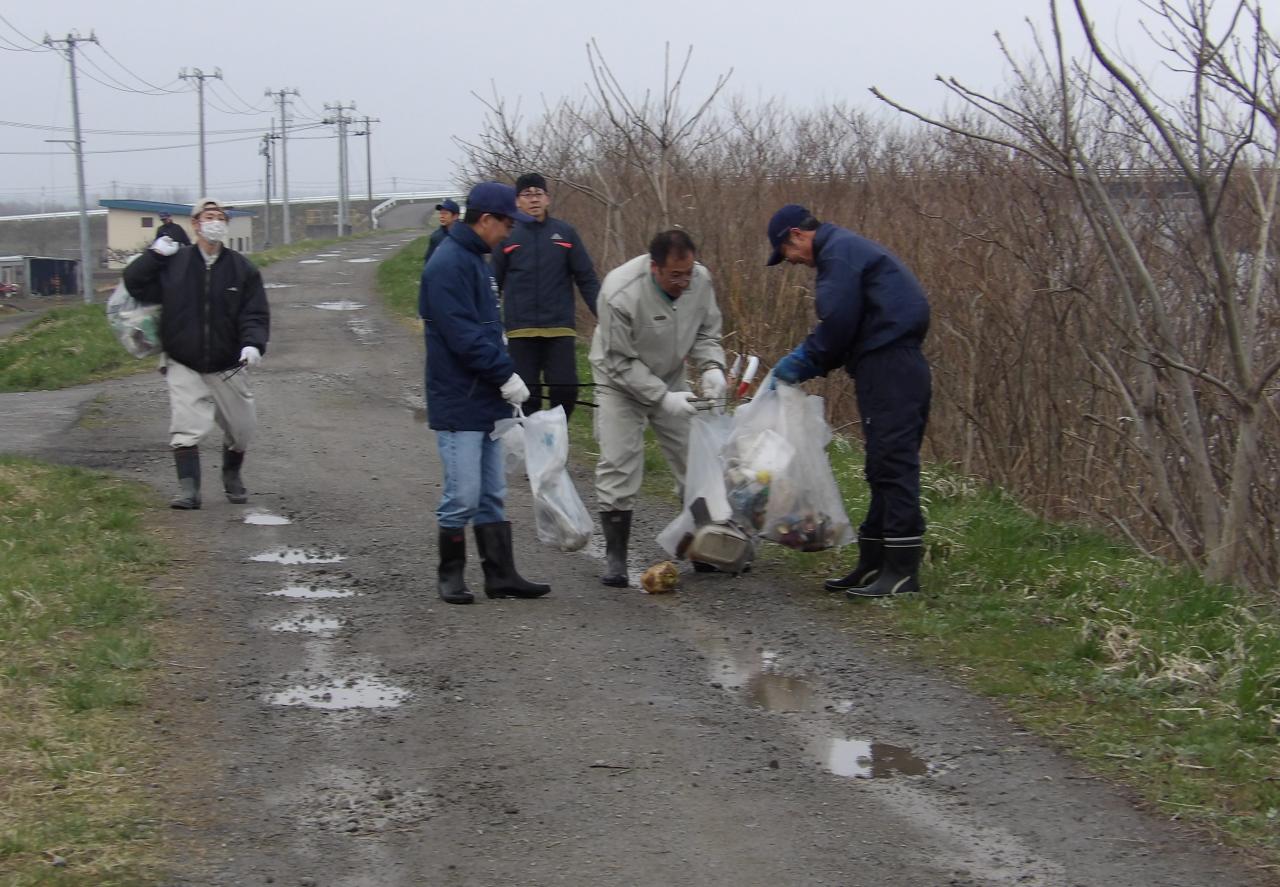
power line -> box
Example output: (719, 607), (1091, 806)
(210, 78), (271, 115)
(0, 118), (274, 136)
(0, 12), (51, 50)
(91, 42), (184, 94)
(77, 48), (179, 96)
(0, 124), (326, 156)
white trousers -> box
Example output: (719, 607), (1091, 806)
(593, 385), (689, 512)
(165, 358), (256, 451)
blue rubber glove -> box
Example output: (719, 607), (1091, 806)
(771, 345), (820, 386)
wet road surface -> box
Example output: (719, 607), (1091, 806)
(1, 233), (1270, 886)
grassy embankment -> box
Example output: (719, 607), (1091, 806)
(0, 232), (378, 881)
(379, 237), (1280, 865)
(0, 457), (170, 885)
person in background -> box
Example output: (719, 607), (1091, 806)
(419, 182), (551, 605)
(492, 172), (600, 419)
(156, 210), (191, 246)
(124, 198), (269, 510)
(423, 198), (459, 265)
(589, 229), (726, 587)
(765, 203), (932, 598)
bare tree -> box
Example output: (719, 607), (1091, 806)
(873, 0), (1280, 587)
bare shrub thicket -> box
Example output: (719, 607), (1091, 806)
(456, 1), (1280, 594)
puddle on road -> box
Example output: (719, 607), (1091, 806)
(244, 510), (291, 526)
(250, 547), (346, 564)
(267, 676), (409, 710)
(299, 259), (325, 264)
(264, 282), (296, 289)
(270, 608), (342, 637)
(266, 584), (358, 599)
(314, 300), (365, 311)
(315, 253), (341, 257)
(819, 737), (931, 779)
(690, 623), (931, 780)
(346, 257), (378, 263)
(348, 317), (379, 344)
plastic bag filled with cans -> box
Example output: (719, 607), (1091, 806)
(105, 278), (162, 359)
(724, 380), (853, 551)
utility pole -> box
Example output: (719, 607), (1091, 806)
(353, 115), (380, 205)
(323, 102), (357, 236)
(179, 67), (222, 197)
(259, 120), (279, 248)
(44, 31), (97, 301)
(265, 87), (299, 243)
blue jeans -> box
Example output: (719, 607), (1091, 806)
(435, 430), (506, 529)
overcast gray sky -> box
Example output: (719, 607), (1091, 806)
(1, 0), (1272, 208)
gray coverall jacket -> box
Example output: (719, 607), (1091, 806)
(588, 253), (726, 510)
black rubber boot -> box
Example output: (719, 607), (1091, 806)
(847, 540), (922, 598)
(474, 521), (550, 599)
(600, 510), (631, 588)
(222, 446), (248, 504)
(170, 446), (201, 510)
(437, 528), (474, 605)
(823, 536), (884, 591)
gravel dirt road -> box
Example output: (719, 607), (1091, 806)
(2, 232), (1270, 887)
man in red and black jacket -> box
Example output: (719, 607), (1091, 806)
(492, 172), (600, 419)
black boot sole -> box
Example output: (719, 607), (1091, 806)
(170, 499), (201, 510)
(846, 583), (918, 599)
(439, 592), (475, 604)
(601, 574), (628, 588)
(484, 588), (550, 599)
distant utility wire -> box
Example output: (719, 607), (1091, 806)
(0, 12), (51, 51)
(0, 119), (272, 136)
(210, 79), (272, 115)
(0, 123), (328, 155)
(92, 42), (185, 94)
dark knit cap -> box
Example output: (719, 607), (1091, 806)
(515, 172), (548, 194)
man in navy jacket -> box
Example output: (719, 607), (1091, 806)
(766, 204), (932, 598)
(419, 182), (551, 605)
(492, 173), (600, 419)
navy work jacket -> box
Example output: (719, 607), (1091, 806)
(802, 223), (930, 375)
(419, 223), (516, 432)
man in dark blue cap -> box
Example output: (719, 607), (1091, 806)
(766, 204), (932, 598)
(423, 198), (460, 265)
(156, 210), (191, 246)
(419, 182), (551, 605)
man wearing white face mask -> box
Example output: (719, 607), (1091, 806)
(123, 197), (270, 509)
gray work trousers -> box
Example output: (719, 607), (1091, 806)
(593, 385), (689, 512)
(165, 358), (257, 451)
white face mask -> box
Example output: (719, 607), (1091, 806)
(199, 219), (228, 243)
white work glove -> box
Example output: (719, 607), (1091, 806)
(500, 373), (530, 406)
(151, 235), (179, 256)
(239, 346), (262, 368)
(659, 390), (698, 418)
(700, 367), (727, 401)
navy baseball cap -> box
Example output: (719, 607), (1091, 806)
(435, 198), (460, 213)
(465, 183), (534, 223)
(766, 203), (811, 266)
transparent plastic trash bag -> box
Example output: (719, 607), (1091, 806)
(496, 406), (593, 552)
(105, 277), (162, 359)
(658, 409), (736, 557)
(725, 379), (853, 551)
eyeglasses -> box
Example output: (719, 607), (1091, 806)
(518, 188), (547, 198)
